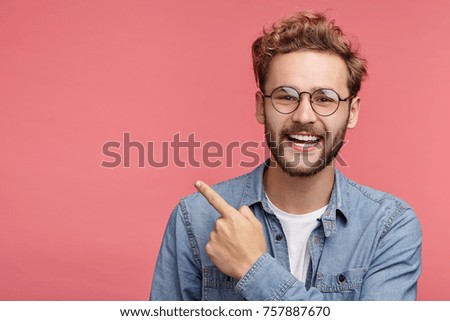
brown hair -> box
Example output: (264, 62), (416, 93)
(252, 11), (368, 95)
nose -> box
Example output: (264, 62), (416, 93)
(291, 93), (318, 124)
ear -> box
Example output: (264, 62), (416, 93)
(347, 96), (360, 129)
(255, 91), (265, 124)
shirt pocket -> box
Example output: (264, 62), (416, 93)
(315, 267), (367, 301)
(202, 266), (244, 301)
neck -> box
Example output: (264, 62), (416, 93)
(264, 158), (335, 214)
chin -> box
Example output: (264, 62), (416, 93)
(276, 156), (327, 177)
(281, 163), (326, 177)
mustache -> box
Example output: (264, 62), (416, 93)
(279, 124), (325, 138)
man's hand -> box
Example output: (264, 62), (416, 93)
(195, 180), (266, 280)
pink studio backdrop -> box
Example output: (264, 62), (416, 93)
(0, 0), (448, 300)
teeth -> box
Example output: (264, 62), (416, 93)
(292, 142), (316, 147)
(289, 134), (320, 142)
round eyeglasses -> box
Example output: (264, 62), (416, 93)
(262, 86), (354, 116)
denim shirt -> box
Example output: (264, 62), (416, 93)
(150, 162), (422, 301)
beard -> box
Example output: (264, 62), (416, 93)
(264, 120), (348, 177)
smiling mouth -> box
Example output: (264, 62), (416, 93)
(287, 134), (322, 148)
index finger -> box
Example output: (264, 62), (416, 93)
(194, 180), (236, 217)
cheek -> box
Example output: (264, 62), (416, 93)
(265, 114), (286, 133)
(321, 119), (346, 139)
(325, 110), (350, 130)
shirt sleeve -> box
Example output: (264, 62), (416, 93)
(235, 208), (422, 301)
(150, 204), (202, 300)
(359, 208), (422, 300)
(235, 253), (324, 300)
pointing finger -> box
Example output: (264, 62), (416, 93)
(194, 180), (236, 217)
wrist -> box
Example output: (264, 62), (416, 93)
(234, 251), (266, 280)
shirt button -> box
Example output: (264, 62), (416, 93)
(275, 234), (283, 241)
(338, 274), (346, 283)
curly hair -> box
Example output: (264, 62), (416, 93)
(252, 11), (368, 96)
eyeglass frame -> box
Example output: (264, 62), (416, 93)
(261, 86), (355, 117)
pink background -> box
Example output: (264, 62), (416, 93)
(1, 0), (449, 300)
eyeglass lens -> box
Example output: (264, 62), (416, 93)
(271, 87), (340, 115)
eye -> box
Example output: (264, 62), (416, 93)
(272, 87), (299, 102)
(316, 96), (334, 103)
(312, 89), (339, 106)
(280, 95), (296, 101)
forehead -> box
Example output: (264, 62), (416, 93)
(265, 50), (349, 94)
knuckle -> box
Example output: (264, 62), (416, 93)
(238, 206), (253, 220)
(238, 205), (246, 211)
(239, 205), (251, 214)
(205, 242), (213, 254)
(215, 219), (225, 230)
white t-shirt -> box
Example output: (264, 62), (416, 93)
(266, 194), (327, 282)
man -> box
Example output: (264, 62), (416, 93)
(150, 11), (422, 300)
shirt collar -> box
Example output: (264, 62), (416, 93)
(241, 160), (350, 237)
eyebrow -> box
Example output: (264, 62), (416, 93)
(278, 84), (340, 93)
